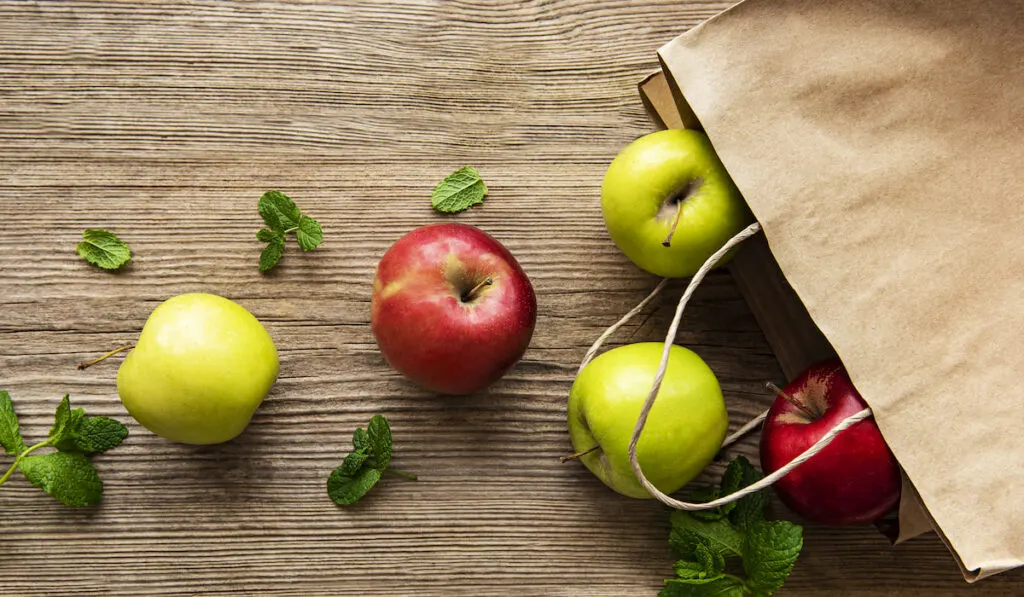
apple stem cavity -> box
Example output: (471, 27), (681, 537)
(383, 467), (418, 481)
(660, 177), (703, 248)
(76, 344), (134, 370)
(461, 276), (494, 303)
(559, 445), (600, 463)
(766, 381), (819, 419)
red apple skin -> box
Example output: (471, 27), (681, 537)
(371, 223), (537, 395)
(759, 360), (901, 525)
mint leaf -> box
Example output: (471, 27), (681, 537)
(295, 215), (323, 251)
(718, 458), (746, 516)
(670, 510), (743, 560)
(727, 458), (769, 532)
(56, 416), (129, 454)
(259, 237), (285, 272)
(18, 451), (104, 507)
(367, 415), (392, 470)
(664, 457), (803, 597)
(660, 577), (745, 597)
(49, 395), (85, 446)
(0, 391), (25, 455)
(339, 449), (370, 477)
(327, 415), (413, 506)
(673, 561), (712, 580)
(258, 190), (301, 232)
(352, 427), (369, 452)
(256, 228), (281, 243)
(256, 191), (322, 271)
(327, 466), (382, 505)
(690, 486), (726, 522)
(742, 520), (803, 596)
(431, 166), (488, 214)
(77, 229), (132, 270)
(695, 542), (726, 577)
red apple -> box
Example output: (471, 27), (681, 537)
(759, 360), (901, 525)
(370, 223), (537, 395)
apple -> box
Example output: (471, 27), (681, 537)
(567, 342), (728, 499)
(117, 293), (279, 445)
(601, 129), (752, 278)
(759, 360), (901, 524)
(371, 223), (537, 395)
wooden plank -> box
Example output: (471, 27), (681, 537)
(0, 1), (1021, 595)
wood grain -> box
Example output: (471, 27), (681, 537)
(0, 1), (1021, 595)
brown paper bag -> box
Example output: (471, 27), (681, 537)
(648, 0), (1024, 581)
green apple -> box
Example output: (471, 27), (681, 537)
(117, 293), (279, 445)
(601, 129), (752, 278)
(567, 342), (727, 499)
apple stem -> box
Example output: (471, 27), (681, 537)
(765, 381), (818, 419)
(76, 345), (134, 370)
(559, 445), (600, 463)
(384, 467), (418, 481)
(462, 277), (494, 302)
(661, 200), (684, 247)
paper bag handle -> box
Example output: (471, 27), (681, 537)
(578, 221), (873, 510)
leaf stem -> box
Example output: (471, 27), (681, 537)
(282, 226), (298, 234)
(0, 439), (52, 486)
(77, 345), (134, 370)
(383, 467), (418, 481)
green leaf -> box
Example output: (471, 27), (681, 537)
(295, 215), (323, 251)
(664, 457), (803, 597)
(742, 520), (803, 596)
(690, 486), (726, 522)
(670, 510), (744, 560)
(327, 465), (382, 506)
(18, 451), (104, 507)
(431, 166), (488, 214)
(259, 237), (285, 272)
(352, 427), (369, 452)
(673, 561), (711, 580)
(49, 395), (85, 446)
(339, 450), (370, 477)
(660, 577), (745, 597)
(256, 228), (282, 243)
(0, 390), (25, 455)
(367, 415), (392, 470)
(55, 416), (129, 454)
(695, 542), (726, 577)
(258, 190), (301, 232)
(76, 229), (132, 270)
(728, 457), (770, 532)
(717, 459), (747, 517)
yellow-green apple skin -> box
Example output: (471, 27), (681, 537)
(117, 293), (279, 445)
(601, 129), (752, 278)
(567, 342), (728, 499)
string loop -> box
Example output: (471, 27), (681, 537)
(578, 222), (875, 510)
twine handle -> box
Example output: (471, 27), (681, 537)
(579, 221), (876, 511)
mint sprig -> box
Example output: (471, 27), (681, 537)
(256, 190), (323, 272)
(327, 415), (416, 506)
(431, 166), (488, 214)
(76, 229), (132, 270)
(0, 392), (128, 507)
(661, 456), (803, 597)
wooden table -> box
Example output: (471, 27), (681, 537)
(1, 1), (1021, 595)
